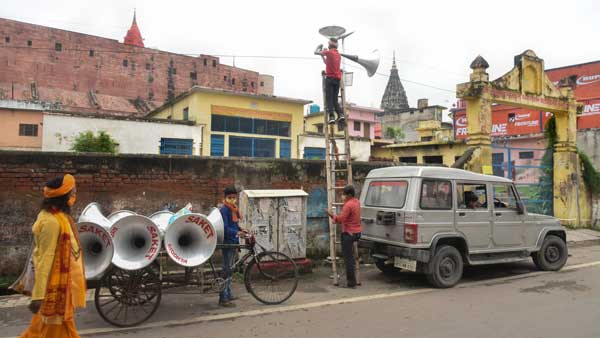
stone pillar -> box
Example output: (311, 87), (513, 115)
(464, 56), (493, 174)
(553, 85), (579, 226)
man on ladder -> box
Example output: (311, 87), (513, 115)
(315, 38), (345, 129)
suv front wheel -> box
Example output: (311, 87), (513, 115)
(426, 245), (463, 288)
(533, 235), (568, 271)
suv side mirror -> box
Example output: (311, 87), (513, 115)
(516, 201), (525, 215)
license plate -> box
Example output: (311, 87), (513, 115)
(394, 257), (417, 271)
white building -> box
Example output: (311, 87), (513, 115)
(42, 112), (204, 155)
(298, 133), (371, 162)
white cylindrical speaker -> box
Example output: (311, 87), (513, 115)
(78, 202), (112, 229)
(107, 210), (136, 224)
(149, 210), (174, 235)
(77, 222), (114, 280)
(164, 213), (217, 267)
(110, 215), (161, 270)
(207, 207), (225, 244)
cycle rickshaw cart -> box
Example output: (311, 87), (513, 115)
(93, 231), (299, 327)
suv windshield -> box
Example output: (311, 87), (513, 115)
(365, 181), (408, 209)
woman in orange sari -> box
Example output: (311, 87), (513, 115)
(18, 174), (87, 338)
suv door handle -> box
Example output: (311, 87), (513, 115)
(458, 212), (466, 216)
(361, 218), (374, 224)
(495, 212), (502, 216)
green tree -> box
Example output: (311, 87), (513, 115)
(71, 130), (118, 153)
(385, 127), (405, 142)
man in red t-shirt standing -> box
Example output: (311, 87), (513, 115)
(315, 38), (345, 125)
(326, 185), (361, 288)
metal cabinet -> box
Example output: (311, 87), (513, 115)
(239, 190), (308, 259)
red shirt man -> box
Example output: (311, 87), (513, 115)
(327, 185), (361, 288)
(322, 48), (342, 80)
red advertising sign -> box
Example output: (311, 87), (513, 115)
(454, 106), (544, 139)
(546, 62), (600, 101)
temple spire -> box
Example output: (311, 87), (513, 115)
(124, 9), (144, 48)
(380, 52), (409, 114)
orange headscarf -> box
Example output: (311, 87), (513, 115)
(43, 174), (75, 198)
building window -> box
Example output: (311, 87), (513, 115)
(519, 151), (534, 159)
(421, 136), (433, 142)
(304, 147), (325, 160)
(19, 124), (38, 137)
(399, 156), (417, 164)
(211, 114), (290, 137)
(353, 121), (361, 131)
(316, 125), (324, 134)
(212, 60), (217, 67)
(171, 68), (177, 75)
(280, 139), (291, 159)
(229, 136), (276, 158)
(203, 58), (208, 66)
(190, 72), (197, 80)
(55, 42), (62, 51)
(251, 81), (255, 88)
(123, 59), (128, 67)
(231, 78), (236, 85)
(160, 138), (193, 155)
(5, 36), (10, 43)
(146, 63), (151, 70)
(183, 107), (189, 121)
(210, 135), (225, 156)
(423, 155), (443, 164)
(89, 50), (94, 57)
(224, 76), (228, 81)
(27, 40), (32, 46)
(260, 81), (265, 87)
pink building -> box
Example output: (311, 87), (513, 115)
(346, 103), (383, 139)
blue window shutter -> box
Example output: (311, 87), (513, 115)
(210, 135), (225, 156)
(280, 139), (291, 158)
(304, 147), (325, 160)
(160, 138), (193, 155)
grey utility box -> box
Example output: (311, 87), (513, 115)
(239, 190), (308, 259)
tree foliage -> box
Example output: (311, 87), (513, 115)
(71, 130), (118, 153)
(385, 127), (405, 142)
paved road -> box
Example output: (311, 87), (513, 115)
(2, 245), (600, 338)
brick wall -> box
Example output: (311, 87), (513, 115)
(0, 18), (264, 115)
(0, 150), (389, 276)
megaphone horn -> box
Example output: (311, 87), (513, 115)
(77, 222), (114, 280)
(149, 210), (174, 235)
(341, 50), (380, 77)
(207, 207), (225, 244)
(107, 210), (136, 224)
(111, 215), (161, 270)
(78, 202), (112, 230)
(164, 213), (217, 267)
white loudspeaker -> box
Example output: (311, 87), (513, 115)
(207, 207), (225, 244)
(110, 215), (161, 270)
(164, 213), (217, 267)
(107, 210), (136, 224)
(78, 202), (112, 229)
(77, 222), (114, 279)
(149, 210), (174, 235)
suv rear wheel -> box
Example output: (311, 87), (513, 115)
(426, 245), (463, 288)
(533, 235), (567, 271)
(375, 258), (401, 276)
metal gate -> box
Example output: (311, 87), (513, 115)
(491, 144), (553, 215)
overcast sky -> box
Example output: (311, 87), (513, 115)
(2, 0), (599, 115)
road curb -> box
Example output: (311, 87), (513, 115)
(568, 239), (600, 248)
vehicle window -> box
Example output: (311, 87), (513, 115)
(457, 183), (488, 210)
(420, 180), (452, 210)
(365, 181), (408, 209)
(492, 184), (518, 209)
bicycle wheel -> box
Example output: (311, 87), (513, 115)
(94, 263), (162, 327)
(244, 251), (299, 305)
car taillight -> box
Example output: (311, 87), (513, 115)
(404, 223), (418, 244)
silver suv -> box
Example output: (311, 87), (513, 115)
(359, 166), (567, 288)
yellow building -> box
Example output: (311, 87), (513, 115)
(148, 86), (311, 158)
(371, 120), (466, 165)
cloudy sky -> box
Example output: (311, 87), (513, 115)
(2, 0), (599, 115)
